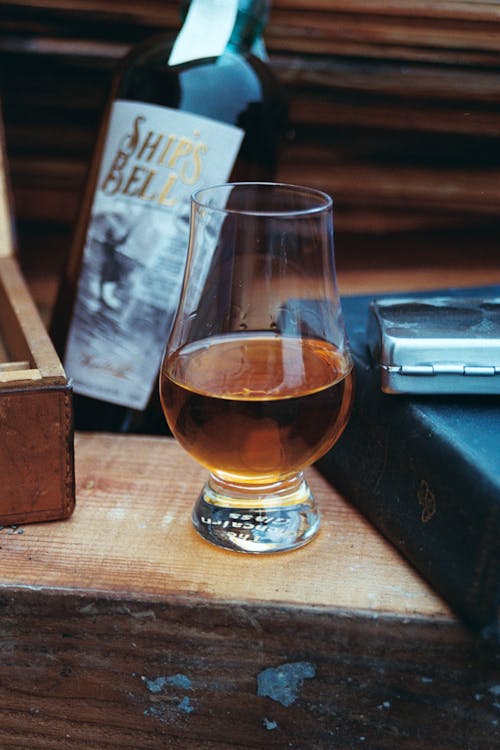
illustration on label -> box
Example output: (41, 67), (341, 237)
(65, 100), (243, 409)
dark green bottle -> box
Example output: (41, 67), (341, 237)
(50, 0), (287, 433)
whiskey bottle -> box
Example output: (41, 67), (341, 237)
(50, 0), (286, 432)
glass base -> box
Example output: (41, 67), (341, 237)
(191, 473), (321, 554)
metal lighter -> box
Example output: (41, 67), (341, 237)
(367, 296), (500, 395)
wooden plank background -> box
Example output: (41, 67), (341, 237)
(0, 0), (499, 316)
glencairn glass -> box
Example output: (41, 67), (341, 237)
(160, 182), (354, 553)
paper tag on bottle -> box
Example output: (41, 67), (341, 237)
(65, 100), (243, 410)
(168, 0), (239, 67)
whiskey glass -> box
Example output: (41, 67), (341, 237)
(160, 182), (354, 553)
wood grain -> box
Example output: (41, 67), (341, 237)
(2, 0), (500, 245)
(0, 589), (496, 750)
(0, 256), (66, 379)
(0, 433), (497, 749)
(0, 7), (498, 744)
(0, 114), (74, 527)
(0, 433), (451, 618)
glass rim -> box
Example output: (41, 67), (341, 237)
(191, 181), (333, 217)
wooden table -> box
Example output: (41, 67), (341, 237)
(0, 432), (497, 749)
(1, 3), (499, 743)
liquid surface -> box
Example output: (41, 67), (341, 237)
(160, 333), (354, 484)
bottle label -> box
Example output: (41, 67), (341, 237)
(168, 0), (239, 67)
(64, 100), (243, 410)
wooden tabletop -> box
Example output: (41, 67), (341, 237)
(1, 433), (497, 750)
(0, 432), (452, 621)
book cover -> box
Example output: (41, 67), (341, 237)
(317, 285), (500, 637)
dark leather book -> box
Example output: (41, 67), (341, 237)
(316, 286), (500, 637)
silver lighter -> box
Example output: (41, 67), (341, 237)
(367, 296), (500, 395)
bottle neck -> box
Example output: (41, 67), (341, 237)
(227, 0), (270, 53)
(180, 0), (270, 55)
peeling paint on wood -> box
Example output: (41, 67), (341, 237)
(257, 662), (316, 707)
(0, 591), (497, 748)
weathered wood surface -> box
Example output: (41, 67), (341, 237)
(0, 433), (451, 614)
(1, 0), (499, 328)
(1, 0), (499, 244)
(0, 108), (74, 526)
(0, 433), (498, 749)
(0, 589), (497, 749)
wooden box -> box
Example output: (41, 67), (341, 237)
(0, 116), (75, 525)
